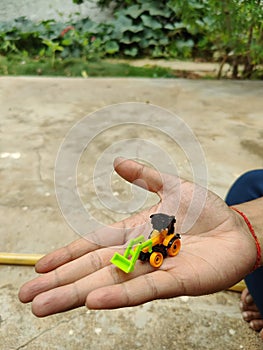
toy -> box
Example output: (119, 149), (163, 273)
(110, 213), (181, 273)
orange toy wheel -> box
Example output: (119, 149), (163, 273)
(167, 238), (181, 257)
(149, 251), (164, 268)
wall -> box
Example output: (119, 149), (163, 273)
(0, 0), (111, 22)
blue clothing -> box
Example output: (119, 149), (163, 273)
(225, 169), (263, 317)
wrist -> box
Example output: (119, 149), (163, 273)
(233, 198), (263, 267)
(231, 207), (262, 271)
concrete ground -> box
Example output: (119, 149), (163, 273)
(0, 76), (263, 349)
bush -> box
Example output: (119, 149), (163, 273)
(0, 0), (262, 78)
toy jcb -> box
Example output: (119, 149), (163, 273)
(110, 213), (181, 273)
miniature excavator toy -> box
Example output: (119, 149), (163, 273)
(110, 213), (181, 273)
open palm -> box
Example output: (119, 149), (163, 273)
(19, 158), (256, 317)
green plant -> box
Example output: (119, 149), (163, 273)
(0, 1), (263, 79)
(42, 38), (64, 67)
(169, 0), (263, 78)
(213, 0), (263, 79)
(72, 0), (201, 59)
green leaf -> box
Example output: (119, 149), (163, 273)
(148, 6), (171, 18)
(105, 40), (119, 54)
(164, 23), (175, 30)
(61, 38), (72, 46)
(139, 39), (149, 49)
(126, 5), (145, 19)
(143, 28), (157, 39)
(124, 47), (138, 57)
(121, 34), (141, 44)
(141, 15), (162, 30)
(121, 34), (132, 44)
(148, 39), (158, 46)
(159, 37), (169, 46)
(126, 24), (144, 33)
(131, 35), (142, 43)
(112, 14), (133, 38)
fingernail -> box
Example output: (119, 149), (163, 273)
(240, 301), (244, 310)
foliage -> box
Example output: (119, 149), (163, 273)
(0, 0), (262, 78)
(168, 0), (263, 78)
(0, 2), (201, 62)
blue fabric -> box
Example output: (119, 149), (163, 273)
(225, 169), (263, 317)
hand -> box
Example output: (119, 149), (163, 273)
(18, 158), (257, 317)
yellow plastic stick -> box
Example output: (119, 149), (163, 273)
(0, 253), (44, 266)
(228, 280), (246, 293)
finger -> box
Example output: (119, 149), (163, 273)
(35, 210), (156, 274)
(86, 269), (180, 309)
(31, 283), (85, 317)
(31, 261), (155, 317)
(35, 237), (99, 273)
(114, 157), (164, 194)
(19, 247), (117, 303)
(35, 220), (135, 274)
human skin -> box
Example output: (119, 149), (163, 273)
(18, 158), (263, 334)
(240, 288), (263, 338)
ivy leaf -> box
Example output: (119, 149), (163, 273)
(141, 15), (162, 30)
(148, 6), (171, 18)
(126, 5), (145, 19)
(159, 37), (169, 45)
(121, 34), (132, 44)
(105, 40), (119, 54)
(81, 21), (102, 35)
(112, 13), (133, 38)
(131, 35), (142, 43)
(124, 47), (138, 57)
(164, 23), (175, 30)
(148, 39), (158, 46)
(127, 24), (144, 33)
(143, 28), (157, 39)
(139, 38), (149, 49)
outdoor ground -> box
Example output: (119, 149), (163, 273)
(0, 76), (263, 349)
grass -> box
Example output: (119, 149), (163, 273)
(0, 55), (177, 78)
(1, 54), (262, 79)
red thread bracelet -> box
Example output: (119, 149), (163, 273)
(231, 207), (261, 270)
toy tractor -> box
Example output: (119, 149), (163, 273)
(110, 213), (181, 273)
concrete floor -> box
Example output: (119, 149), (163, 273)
(0, 77), (263, 349)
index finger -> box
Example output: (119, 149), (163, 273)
(35, 206), (158, 274)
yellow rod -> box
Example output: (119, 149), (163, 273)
(0, 253), (44, 266)
(228, 280), (246, 293)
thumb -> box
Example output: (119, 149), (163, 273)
(113, 157), (163, 194)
